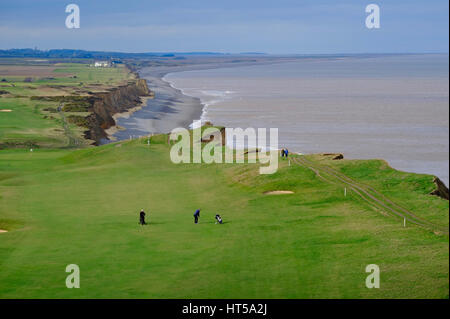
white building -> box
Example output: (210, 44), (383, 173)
(94, 61), (110, 67)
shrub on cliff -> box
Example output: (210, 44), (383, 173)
(62, 101), (91, 112)
(66, 115), (89, 127)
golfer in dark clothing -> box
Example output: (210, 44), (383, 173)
(194, 209), (200, 224)
(215, 214), (223, 224)
(139, 209), (146, 225)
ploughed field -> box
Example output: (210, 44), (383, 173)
(0, 135), (448, 298)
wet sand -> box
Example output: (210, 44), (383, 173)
(111, 68), (202, 139)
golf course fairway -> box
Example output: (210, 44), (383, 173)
(0, 135), (448, 298)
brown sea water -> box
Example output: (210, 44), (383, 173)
(164, 54), (449, 185)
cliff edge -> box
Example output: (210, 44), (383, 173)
(430, 177), (449, 200)
(84, 79), (151, 144)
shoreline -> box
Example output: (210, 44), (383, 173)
(161, 74), (209, 126)
(158, 59), (307, 127)
(109, 56), (449, 186)
(110, 56), (354, 140)
(104, 95), (153, 141)
(109, 58), (299, 141)
(148, 56), (448, 186)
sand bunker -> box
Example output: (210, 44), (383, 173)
(0, 109), (12, 112)
(264, 190), (294, 195)
(0, 229), (8, 233)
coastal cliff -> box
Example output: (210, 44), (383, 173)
(28, 78), (152, 146)
(430, 177), (449, 200)
(83, 79), (151, 144)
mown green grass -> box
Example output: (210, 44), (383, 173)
(0, 98), (68, 147)
(52, 63), (132, 87)
(0, 63), (131, 95)
(323, 157), (449, 227)
(0, 138), (448, 298)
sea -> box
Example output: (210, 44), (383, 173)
(164, 54), (449, 185)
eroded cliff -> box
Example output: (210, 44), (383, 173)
(430, 177), (449, 200)
(83, 79), (151, 144)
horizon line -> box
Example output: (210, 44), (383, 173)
(0, 48), (449, 56)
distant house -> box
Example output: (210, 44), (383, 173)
(94, 61), (110, 67)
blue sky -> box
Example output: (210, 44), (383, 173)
(0, 0), (448, 53)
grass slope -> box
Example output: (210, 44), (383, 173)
(0, 136), (448, 298)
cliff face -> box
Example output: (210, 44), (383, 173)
(84, 79), (150, 144)
(430, 177), (449, 200)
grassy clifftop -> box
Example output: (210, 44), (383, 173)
(0, 135), (447, 298)
(0, 61), (135, 148)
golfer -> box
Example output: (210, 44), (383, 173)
(139, 209), (147, 225)
(194, 209), (200, 224)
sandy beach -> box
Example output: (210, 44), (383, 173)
(109, 67), (207, 140)
(104, 96), (153, 141)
